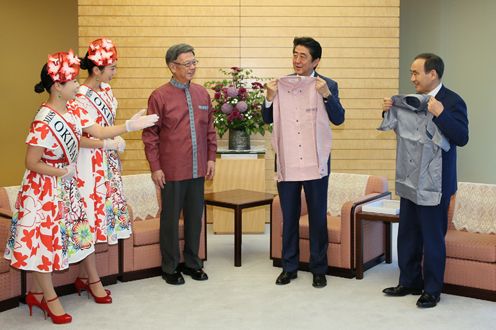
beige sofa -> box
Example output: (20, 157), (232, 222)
(0, 211), (21, 312)
(119, 173), (206, 281)
(443, 182), (496, 301)
(0, 185), (118, 302)
(271, 173), (390, 277)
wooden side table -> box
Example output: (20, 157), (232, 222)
(204, 189), (275, 267)
(211, 158), (266, 234)
(355, 210), (399, 279)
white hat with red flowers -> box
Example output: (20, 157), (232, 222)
(47, 49), (80, 83)
(87, 38), (118, 66)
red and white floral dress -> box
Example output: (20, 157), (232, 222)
(4, 104), (95, 272)
(75, 83), (131, 245)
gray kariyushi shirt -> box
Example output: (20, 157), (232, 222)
(379, 94), (450, 206)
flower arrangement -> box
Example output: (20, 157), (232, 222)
(204, 67), (270, 138)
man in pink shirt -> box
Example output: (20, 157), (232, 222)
(142, 44), (217, 285)
(263, 37), (345, 288)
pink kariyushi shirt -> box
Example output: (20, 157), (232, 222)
(272, 76), (332, 182)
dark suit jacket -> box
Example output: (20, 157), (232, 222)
(262, 71), (345, 126)
(432, 85), (469, 196)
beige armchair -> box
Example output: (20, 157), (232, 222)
(443, 182), (496, 301)
(119, 174), (206, 281)
(271, 173), (389, 277)
(0, 211), (21, 312)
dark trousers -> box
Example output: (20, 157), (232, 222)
(160, 177), (204, 274)
(397, 195), (450, 296)
(277, 175), (329, 275)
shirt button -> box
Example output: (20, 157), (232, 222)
(299, 145), (302, 147)
(297, 132), (300, 135)
(296, 120), (299, 123)
(300, 157), (303, 160)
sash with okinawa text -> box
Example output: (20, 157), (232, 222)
(77, 85), (114, 126)
(34, 106), (79, 164)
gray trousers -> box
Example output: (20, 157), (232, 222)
(160, 177), (204, 274)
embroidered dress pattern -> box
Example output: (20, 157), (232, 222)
(75, 83), (131, 245)
(4, 104), (95, 271)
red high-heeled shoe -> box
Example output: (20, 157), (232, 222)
(40, 296), (72, 324)
(74, 277), (88, 296)
(87, 279), (112, 304)
(75, 277), (111, 296)
(25, 291), (44, 317)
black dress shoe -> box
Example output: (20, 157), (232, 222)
(382, 285), (422, 296)
(182, 267), (208, 281)
(416, 292), (440, 308)
(162, 271), (185, 285)
(312, 274), (327, 288)
(275, 271), (297, 285)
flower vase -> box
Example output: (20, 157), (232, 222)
(228, 129), (250, 150)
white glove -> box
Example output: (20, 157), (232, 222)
(61, 163), (76, 181)
(103, 136), (126, 152)
(115, 136), (126, 152)
(125, 109), (159, 132)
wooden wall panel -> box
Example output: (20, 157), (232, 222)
(78, 0), (399, 197)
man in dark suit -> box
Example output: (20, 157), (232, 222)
(262, 37), (345, 288)
(382, 53), (469, 307)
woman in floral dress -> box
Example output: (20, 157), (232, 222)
(3, 51), (158, 324)
(73, 38), (131, 302)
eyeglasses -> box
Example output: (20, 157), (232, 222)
(173, 60), (199, 68)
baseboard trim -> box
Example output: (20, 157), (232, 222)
(443, 283), (496, 302)
(0, 296), (20, 312)
(119, 267), (162, 282)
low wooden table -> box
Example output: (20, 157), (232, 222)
(355, 210), (399, 279)
(204, 189), (275, 267)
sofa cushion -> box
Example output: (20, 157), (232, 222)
(133, 218), (160, 246)
(0, 253), (10, 273)
(446, 230), (496, 263)
(133, 218), (185, 247)
(0, 186), (19, 212)
(299, 214), (341, 243)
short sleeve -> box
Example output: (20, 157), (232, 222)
(426, 120), (451, 152)
(378, 108), (398, 131)
(25, 121), (57, 150)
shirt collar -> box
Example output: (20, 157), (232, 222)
(296, 70), (316, 77)
(170, 78), (189, 90)
(427, 82), (443, 97)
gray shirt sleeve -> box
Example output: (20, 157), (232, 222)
(426, 119), (451, 151)
(378, 108), (398, 132)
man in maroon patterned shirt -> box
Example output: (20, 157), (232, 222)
(142, 43), (217, 285)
